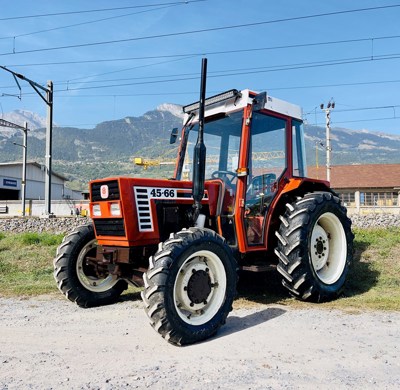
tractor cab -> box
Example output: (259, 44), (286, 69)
(173, 89), (307, 250)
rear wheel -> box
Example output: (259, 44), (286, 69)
(275, 192), (353, 302)
(54, 224), (127, 307)
(142, 228), (237, 346)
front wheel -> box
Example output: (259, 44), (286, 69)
(275, 192), (353, 302)
(141, 228), (237, 346)
(54, 224), (127, 307)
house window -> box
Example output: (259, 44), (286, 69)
(338, 192), (355, 206)
(360, 191), (398, 207)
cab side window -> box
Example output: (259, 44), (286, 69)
(245, 113), (287, 245)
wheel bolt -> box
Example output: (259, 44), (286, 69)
(190, 302), (194, 307)
(203, 300), (207, 305)
(192, 269), (196, 274)
(184, 286), (187, 291)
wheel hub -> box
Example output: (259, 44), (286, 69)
(187, 269), (212, 304)
(76, 240), (118, 292)
(316, 239), (325, 255)
(311, 225), (329, 271)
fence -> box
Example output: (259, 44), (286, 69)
(0, 200), (90, 217)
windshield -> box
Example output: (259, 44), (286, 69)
(178, 111), (243, 181)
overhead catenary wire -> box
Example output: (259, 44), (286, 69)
(55, 52), (400, 86)
(0, 4), (399, 56)
(50, 53), (400, 91)
(2, 52), (400, 93)
(0, 3), (187, 41)
(4, 34), (400, 68)
(0, 1), (206, 21)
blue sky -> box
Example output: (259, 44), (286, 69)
(1, 0), (400, 134)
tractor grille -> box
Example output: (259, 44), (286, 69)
(94, 218), (125, 236)
(134, 187), (154, 232)
(91, 180), (120, 201)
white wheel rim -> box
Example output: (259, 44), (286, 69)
(173, 250), (227, 326)
(310, 212), (347, 285)
(76, 239), (119, 292)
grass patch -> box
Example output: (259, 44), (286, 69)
(236, 227), (400, 311)
(0, 233), (63, 296)
(0, 229), (399, 311)
(17, 232), (63, 246)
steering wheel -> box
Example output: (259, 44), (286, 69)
(211, 170), (237, 185)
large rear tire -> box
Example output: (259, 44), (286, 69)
(141, 228), (237, 346)
(275, 192), (353, 302)
(54, 224), (127, 307)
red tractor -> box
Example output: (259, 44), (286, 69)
(54, 60), (353, 345)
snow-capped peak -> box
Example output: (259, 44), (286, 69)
(156, 103), (184, 118)
(1, 110), (47, 130)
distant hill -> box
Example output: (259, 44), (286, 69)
(304, 124), (400, 166)
(1, 105), (400, 189)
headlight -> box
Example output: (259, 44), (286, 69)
(110, 203), (121, 216)
(92, 204), (101, 216)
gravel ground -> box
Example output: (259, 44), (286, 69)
(0, 296), (399, 390)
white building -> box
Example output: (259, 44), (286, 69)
(0, 161), (82, 201)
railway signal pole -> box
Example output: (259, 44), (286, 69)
(0, 66), (54, 216)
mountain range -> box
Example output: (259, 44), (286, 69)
(1, 106), (400, 189)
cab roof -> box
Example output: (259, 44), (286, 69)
(183, 89), (302, 122)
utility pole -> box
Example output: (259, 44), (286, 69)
(320, 100), (335, 182)
(21, 122), (28, 216)
(0, 66), (54, 216)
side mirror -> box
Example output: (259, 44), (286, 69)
(252, 92), (267, 111)
(170, 128), (179, 144)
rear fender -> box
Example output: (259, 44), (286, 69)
(265, 178), (333, 254)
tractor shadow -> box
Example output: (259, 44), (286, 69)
(236, 269), (289, 305)
(342, 238), (380, 298)
(213, 306), (286, 342)
(235, 237), (380, 304)
(120, 290), (143, 302)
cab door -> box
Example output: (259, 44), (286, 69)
(243, 112), (288, 246)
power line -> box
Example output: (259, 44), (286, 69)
(332, 105), (400, 113)
(65, 55), (198, 83)
(2, 52), (400, 93)
(0, 1), (205, 21)
(0, 4), (184, 41)
(53, 53), (400, 91)
(312, 116), (400, 126)
(306, 104), (400, 115)
(334, 116), (399, 125)
(1, 4), (399, 56)
(2, 51), (400, 96)
(5, 34), (400, 68)
(268, 79), (400, 92)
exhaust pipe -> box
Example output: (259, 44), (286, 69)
(192, 58), (207, 225)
